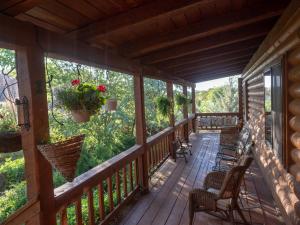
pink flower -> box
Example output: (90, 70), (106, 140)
(97, 85), (106, 92)
(71, 79), (80, 86)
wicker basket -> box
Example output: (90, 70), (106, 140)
(37, 135), (85, 182)
(0, 131), (22, 153)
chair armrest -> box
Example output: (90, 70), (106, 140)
(189, 189), (217, 211)
(203, 171), (226, 190)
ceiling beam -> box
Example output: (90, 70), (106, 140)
(189, 71), (242, 82)
(68, 0), (215, 41)
(184, 67), (244, 81)
(167, 51), (254, 73)
(139, 20), (274, 65)
(0, 13), (193, 86)
(121, 1), (284, 58)
(154, 38), (263, 69)
(177, 62), (247, 77)
(1, 0), (45, 16)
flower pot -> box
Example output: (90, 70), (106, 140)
(106, 99), (117, 111)
(71, 109), (91, 123)
(37, 135), (85, 182)
(0, 131), (22, 153)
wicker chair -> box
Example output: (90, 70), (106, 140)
(189, 156), (253, 225)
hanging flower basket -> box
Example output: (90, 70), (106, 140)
(56, 80), (107, 123)
(0, 131), (22, 153)
(106, 99), (117, 111)
(71, 109), (92, 123)
(37, 135), (85, 182)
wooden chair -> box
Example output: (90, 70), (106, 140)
(189, 156), (253, 225)
(172, 139), (191, 163)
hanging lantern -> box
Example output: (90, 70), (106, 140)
(106, 99), (117, 112)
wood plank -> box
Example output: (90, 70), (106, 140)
(121, 2), (284, 57)
(156, 42), (260, 69)
(139, 20), (274, 64)
(186, 69), (244, 82)
(1, 0), (45, 16)
(68, 0), (216, 40)
(169, 54), (253, 73)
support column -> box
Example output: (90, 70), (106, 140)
(167, 81), (175, 158)
(133, 72), (148, 193)
(183, 86), (189, 141)
(192, 84), (196, 132)
(16, 46), (55, 225)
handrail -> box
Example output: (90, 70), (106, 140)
(2, 199), (40, 225)
(147, 127), (173, 146)
(196, 112), (240, 117)
(54, 144), (143, 210)
(174, 118), (188, 127)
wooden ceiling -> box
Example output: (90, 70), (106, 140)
(0, 0), (290, 82)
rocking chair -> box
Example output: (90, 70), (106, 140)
(189, 156), (253, 225)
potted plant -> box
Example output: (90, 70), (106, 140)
(56, 79), (107, 122)
(156, 96), (172, 117)
(106, 98), (118, 111)
(0, 108), (22, 153)
(175, 94), (188, 106)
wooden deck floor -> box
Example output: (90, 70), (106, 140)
(117, 133), (284, 225)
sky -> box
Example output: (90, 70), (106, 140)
(196, 75), (240, 91)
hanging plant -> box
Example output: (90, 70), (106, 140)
(156, 96), (172, 117)
(106, 98), (118, 111)
(56, 79), (107, 122)
(37, 135), (85, 182)
(175, 94), (188, 106)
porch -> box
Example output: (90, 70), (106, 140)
(118, 132), (283, 225)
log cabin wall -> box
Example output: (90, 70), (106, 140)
(242, 1), (300, 224)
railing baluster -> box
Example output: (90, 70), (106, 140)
(107, 176), (114, 212)
(116, 170), (121, 204)
(60, 208), (68, 225)
(123, 166), (128, 197)
(98, 182), (105, 221)
(75, 199), (83, 225)
(87, 190), (95, 225)
(135, 158), (139, 187)
(129, 162), (133, 192)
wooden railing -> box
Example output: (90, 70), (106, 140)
(196, 112), (240, 130)
(2, 115), (196, 225)
(2, 199), (40, 225)
(54, 144), (142, 225)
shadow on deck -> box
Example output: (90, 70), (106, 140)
(117, 133), (283, 225)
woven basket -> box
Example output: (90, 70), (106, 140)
(0, 131), (22, 153)
(71, 110), (91, 123)
(37, 135), (85, 182)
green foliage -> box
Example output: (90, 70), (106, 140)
(156, 96), (172, 117)
(175, 93), (188, 106)
(196, 76), (239, 113)
(0, 157), (24, 188)
(56, 82), (106, 113)
(0, 181), (26, 222)
(0, 104), (18, 132)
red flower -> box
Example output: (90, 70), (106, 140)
(97, 85), (106, 92)
(71, 79), (80, 86)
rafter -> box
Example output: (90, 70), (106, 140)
(154, 38), (263, 69)
(183, 67), (244, 81)
(68, 0), (215, 41)
(176, 62), (247, 77)
(139, 20), (274, 65)
(121, 1), (284, 58)
(189, 70), (242, 82)
(1, 0), (45, 16)
(167, 52), (254, 73)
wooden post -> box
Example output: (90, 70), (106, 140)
(238, 78), (243, 120)
(167, 81), (175, 158)
(192, 84), (196, 132)
(16, 46), (56, 225)
(183, 86), (189, 141)
(133, 72), (148, 193)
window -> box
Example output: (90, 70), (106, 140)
(264, 61), (283, 163)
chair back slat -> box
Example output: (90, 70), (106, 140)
(218, 156), (253, 199)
